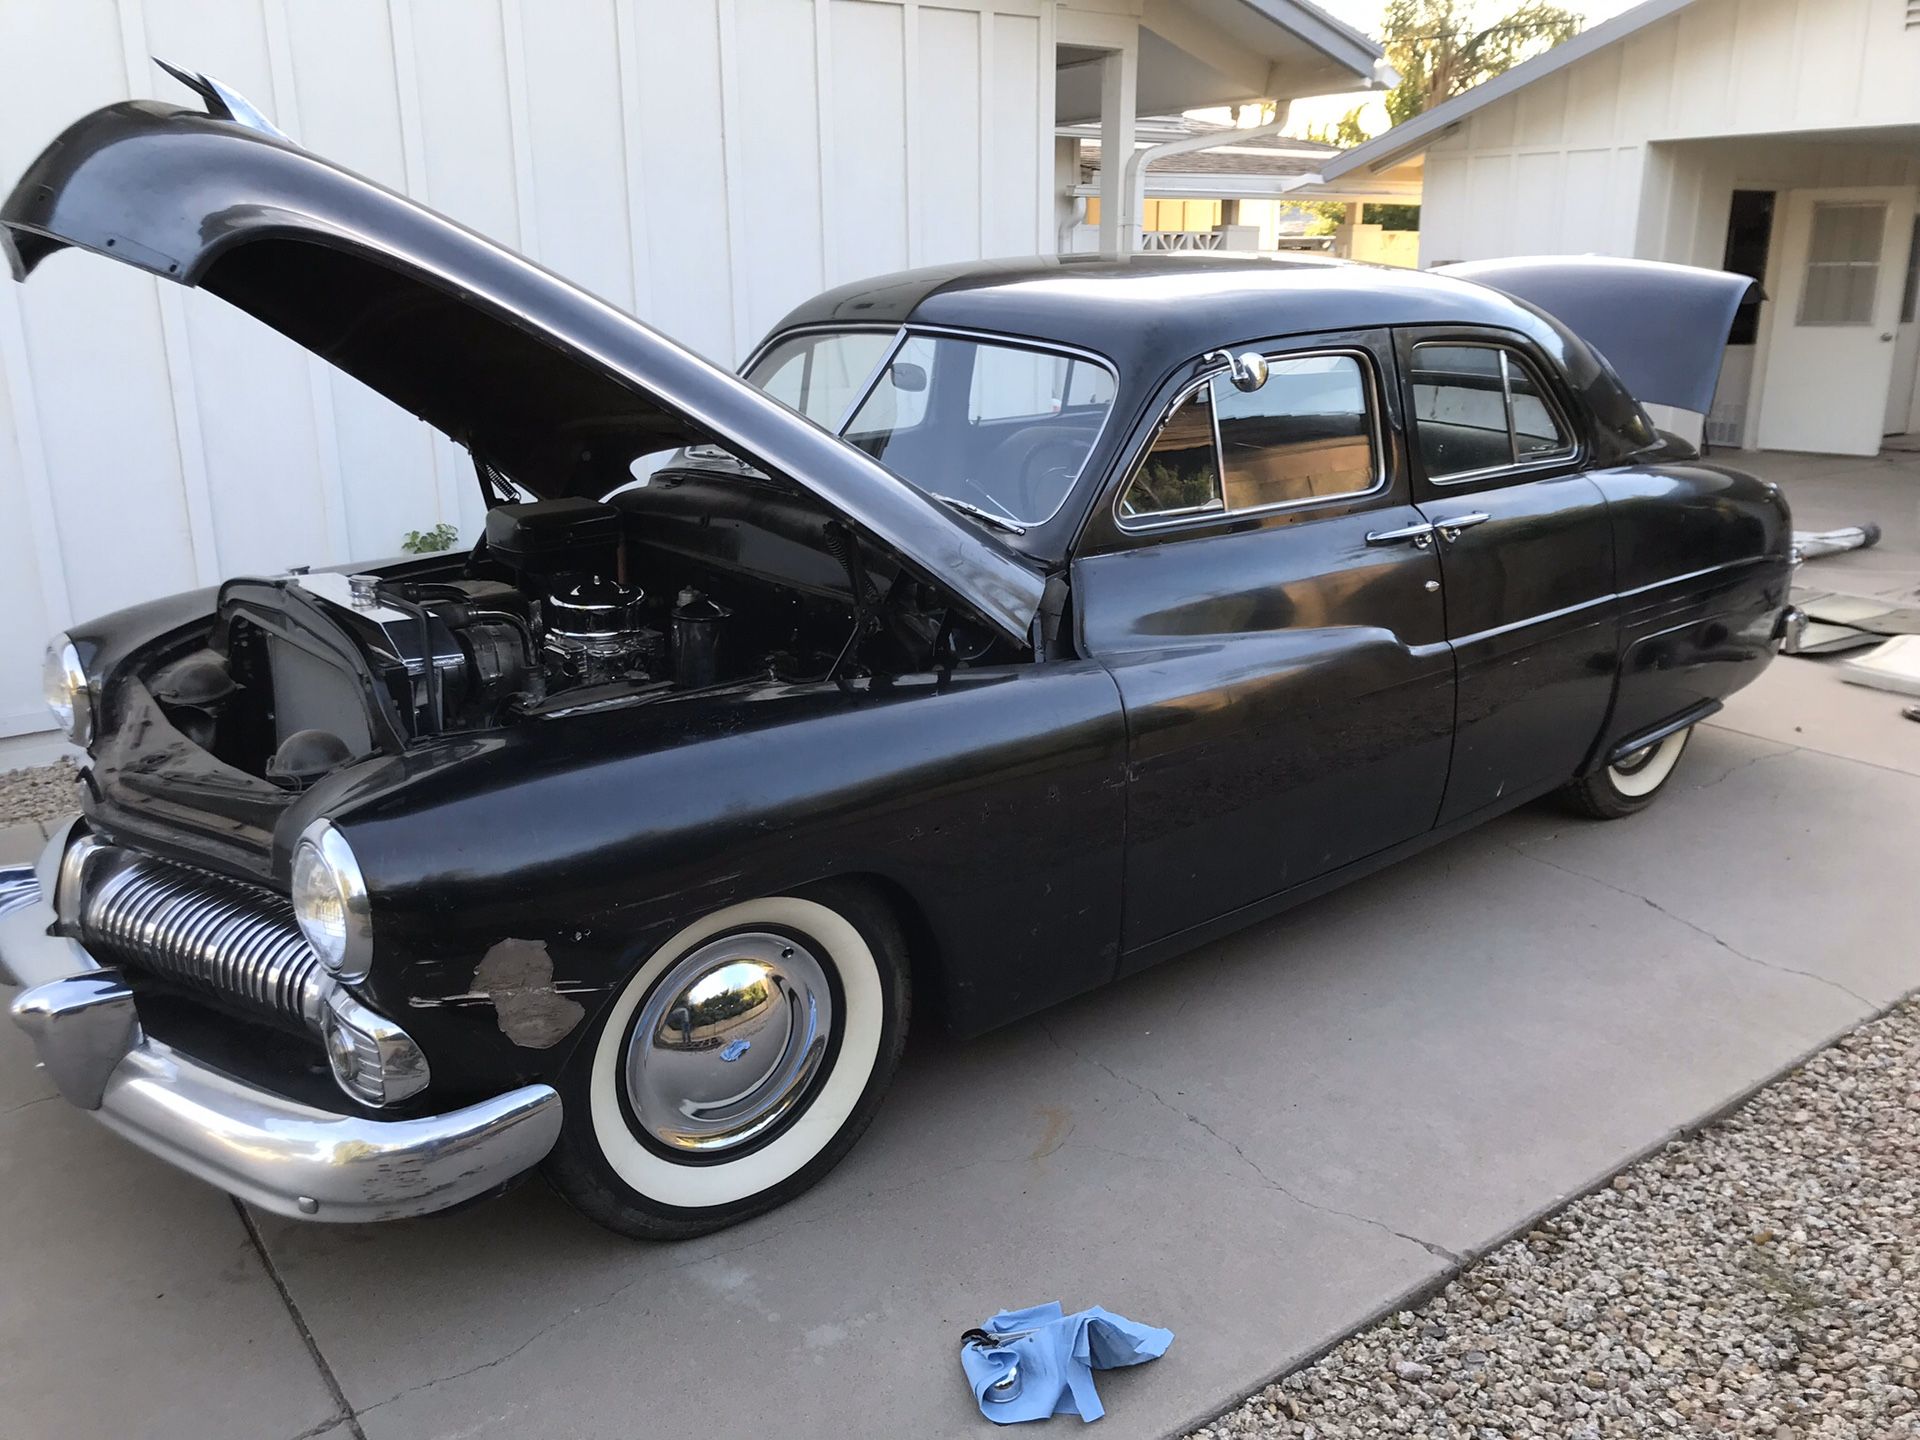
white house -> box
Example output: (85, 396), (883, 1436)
(1303, 0), (1920, 459)
(0, 0), (1386, 766)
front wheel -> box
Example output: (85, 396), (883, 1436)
(545, 884), (910, 1240)
(1558, 725), (1692, 820)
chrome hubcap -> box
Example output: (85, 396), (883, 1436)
(625, 931), (833, 1155)
(1612, 744), (1655, 775)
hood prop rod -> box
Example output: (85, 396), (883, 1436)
(376, 583), (445, 735)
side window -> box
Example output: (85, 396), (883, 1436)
(1215, 354), (1376, 510)
(1120, 383), (1222, 520)
(1120, 351), (1380, 524)
(1411, 341), (1574, 481)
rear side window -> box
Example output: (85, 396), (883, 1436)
(1120, 352), (1380, 524)
(1410, 342), (1574, 481)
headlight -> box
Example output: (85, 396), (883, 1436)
(43, 636), (92, 747)
(291, 819), (372, 981)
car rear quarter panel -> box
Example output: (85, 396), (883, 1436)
(1587, 459), (1792, 762)
(323, 662), (1129, 1095)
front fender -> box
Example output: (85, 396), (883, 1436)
(330, 662), (1129, 1095)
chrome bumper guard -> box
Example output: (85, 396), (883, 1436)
(0, 821), (562, 1223)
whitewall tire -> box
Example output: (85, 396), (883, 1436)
(545, 884), (910, 1239)
(1560, 725), (1693, 819)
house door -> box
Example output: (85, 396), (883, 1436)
(1885, 211), (1920, 437)
(1757, 186), (1917, 456)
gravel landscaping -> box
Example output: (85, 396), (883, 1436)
(0, 759), (77, 828)
(1191, 998), (1920, 1440)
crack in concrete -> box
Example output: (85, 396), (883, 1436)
(1038, 1020), (1462, 1265)
(1506, 845), (1876, 1010)
(235, 1202), (368, 1440)
(1688, 743), (1797, 791)
(357, 1132), (1096, 1415)
(359, 1267), (655, 1416)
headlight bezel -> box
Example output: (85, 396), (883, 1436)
(290, 818), (373, 983)
(43, 635), (92, 748)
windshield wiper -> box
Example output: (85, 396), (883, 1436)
(930, 493), (1028, 536)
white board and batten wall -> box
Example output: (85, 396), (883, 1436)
(0, 0), (1062, 762)
(1411, 0), (1920, 449)
(1415, 0), (1920, 267)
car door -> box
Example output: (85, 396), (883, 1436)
(1397, 330), (1617, 827)
(1072, 331), (1456, 960)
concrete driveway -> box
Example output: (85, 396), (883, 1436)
(4, 451), (1917, 1440)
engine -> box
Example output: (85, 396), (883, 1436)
(150, 486), (976, 790)
(152, 498), (748, 788)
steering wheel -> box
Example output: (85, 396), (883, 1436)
(983, 426), (1085, 522)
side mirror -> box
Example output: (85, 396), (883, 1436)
(1204, 348), (1269, 393)
(891, 361), (928, 393)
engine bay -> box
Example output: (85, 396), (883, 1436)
(140, 481), (1009, 788)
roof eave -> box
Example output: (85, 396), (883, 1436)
(1317, 0), (1698, 183)
(1235, 0), (1391, 85)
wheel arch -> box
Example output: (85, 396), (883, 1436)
(796, 870), (950, 1036)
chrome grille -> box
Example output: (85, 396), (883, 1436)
(78, 848), (327, 1029)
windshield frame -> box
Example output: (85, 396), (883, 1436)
(741, 322), (1123, 531)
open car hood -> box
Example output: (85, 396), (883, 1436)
(1, 94), (1045, 645)
(1437, 256), (1760, 416)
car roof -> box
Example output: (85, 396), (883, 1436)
(767, 253), (1565, 369)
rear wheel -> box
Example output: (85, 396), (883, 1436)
(1559, 725), (1692, 819)
(545, 884), (909, 1239)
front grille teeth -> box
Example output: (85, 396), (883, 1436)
(79, 850), (328, 1030)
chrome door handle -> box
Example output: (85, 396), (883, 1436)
(1432, 512), (1490, 542)
(1365, 520), (1435, 549)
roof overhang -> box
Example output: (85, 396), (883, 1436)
(1056, 0), (1392, 123)
(1278, 154), (1426, 204)
(1075, 172), (1322, 201)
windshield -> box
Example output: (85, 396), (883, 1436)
(746, 330), (1117, 527)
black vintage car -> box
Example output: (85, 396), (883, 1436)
(0, 87), (1791, 1239)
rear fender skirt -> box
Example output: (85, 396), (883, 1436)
(1606, 699), (1722, 767)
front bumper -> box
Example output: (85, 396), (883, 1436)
(0, 821), (562, 1222)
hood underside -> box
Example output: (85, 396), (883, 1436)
(1436, 256), (1761, 417)
(1, 98), (1044, 645)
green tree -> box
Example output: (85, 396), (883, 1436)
(1296, 2), (1581, 237)
(1379, 0), (1581, 127)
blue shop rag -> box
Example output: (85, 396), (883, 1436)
(959, 1302), (1174, 1424)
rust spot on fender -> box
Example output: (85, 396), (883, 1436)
(473, 938), (587, 1049)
